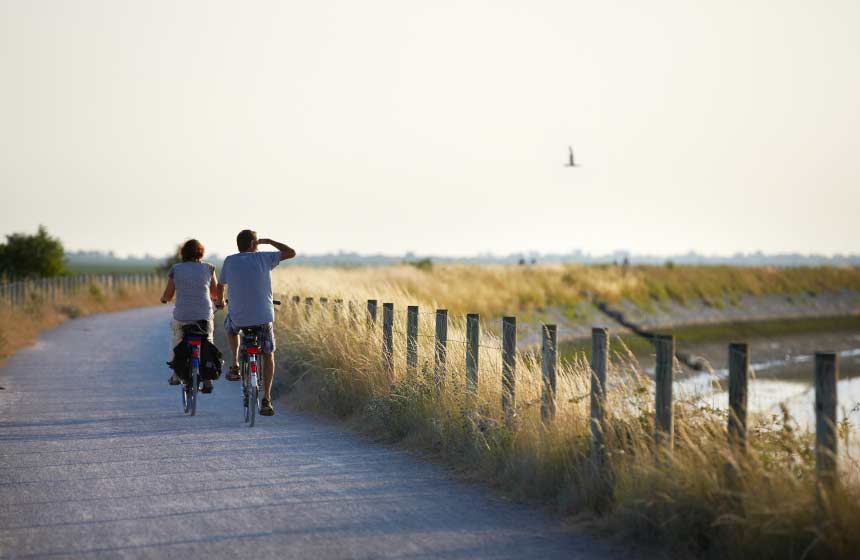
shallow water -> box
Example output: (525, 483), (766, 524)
(676, 347), (860, 430)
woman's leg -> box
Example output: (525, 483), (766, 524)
(167, 320), (184, 384)
(168, 320), (184, 363)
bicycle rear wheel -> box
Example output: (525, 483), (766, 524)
(248, 386), (257, 427)
(242, 361), (250, 423)
(189, 370), (198, 416)
(182, 384), (190, 413)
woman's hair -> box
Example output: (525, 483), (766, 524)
(180, 239), (205, 262)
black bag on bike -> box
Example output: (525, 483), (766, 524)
(168, 342), (193, 383)
(199, 339), (223, 381)
(168, 339), (223, 382)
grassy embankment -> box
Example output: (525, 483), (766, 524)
(271, 264), (860, 559)
(273, 263), (860, 317)
(0, 278), (162, 365)
(561, 314), (860, 360)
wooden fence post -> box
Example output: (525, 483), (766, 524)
(304, 297), (314, 319)
(434, 309), (448, 388)
(590, 327), (609, 468)
(290, 296), (300, 321)
(815, 352), (839, 510)
(320, 297), (328, 309)
(367, 299), (378, 329)
(465, 314), (479, 397)
(382, 303), (394, 375)
(334, 299), (343, 323)
(406, 305), (418, 376)
(728, 343), (749, 455)
(502, 316), (517, 421)
(654, 334), (675, 454)
(541, 324), (558, 422)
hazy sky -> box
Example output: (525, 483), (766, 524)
(1, 0), (858, 258)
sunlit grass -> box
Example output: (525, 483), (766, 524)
(274, 263), (860, 318)
(272, 265), (860, 559)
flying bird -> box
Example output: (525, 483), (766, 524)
(566, 146), (578, 167)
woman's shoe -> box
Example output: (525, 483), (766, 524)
(168, 373), (181, 385)
(225, 365), (241, 381)
(201, 380), (214, 393)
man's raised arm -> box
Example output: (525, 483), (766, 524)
(258, 238), (296, 261)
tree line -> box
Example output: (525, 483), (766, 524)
(0, 226), (66, 280)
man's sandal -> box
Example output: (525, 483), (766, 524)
(260, 399), (275, 416)
(226, 365), (241, 381)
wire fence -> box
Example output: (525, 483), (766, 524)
(278, 292), (850, 502)
(0, 273), (162, 310)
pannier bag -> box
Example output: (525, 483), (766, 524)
(168, 339), (224, 382)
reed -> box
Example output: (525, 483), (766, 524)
(271, 265), (860, 559)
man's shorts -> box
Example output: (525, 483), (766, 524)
(225, 314), (276, 354)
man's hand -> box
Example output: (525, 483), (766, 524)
(256, 237), (296, 261)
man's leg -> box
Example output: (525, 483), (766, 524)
(227, 332), (240, 369)
(262, 352), (275, 401)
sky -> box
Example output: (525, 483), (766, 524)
(1, 0), (858, 258)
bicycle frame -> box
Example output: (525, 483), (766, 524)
(245, 345), (259, 393)
(189, 337), (202, 371)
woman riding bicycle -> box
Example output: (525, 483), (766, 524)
(160, 239), (220, 391)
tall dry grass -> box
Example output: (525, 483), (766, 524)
(272, 263), (860, 318)
(0, 278), (161, 364)
(272, 265), (860, 559)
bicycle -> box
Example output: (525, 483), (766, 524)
(179, 321), (210, 417)
(230, 300), (280, 427)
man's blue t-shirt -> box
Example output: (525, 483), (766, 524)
(219, 251), (281, 327)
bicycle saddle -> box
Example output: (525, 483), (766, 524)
(181, 321), (209, 337)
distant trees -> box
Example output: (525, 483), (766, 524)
(158, 245), (183, 274)
(0, 225), (67, 280)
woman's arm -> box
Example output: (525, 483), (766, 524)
(210, 271), (224, 308)
(216, 282), (226, 307)
(160, 277), (176, 304)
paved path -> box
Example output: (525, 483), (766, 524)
(0, 307), (625, 559)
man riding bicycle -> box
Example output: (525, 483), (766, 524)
(215, 230), (295, 416)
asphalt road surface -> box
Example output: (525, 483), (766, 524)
(0, 306), (628, 559)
